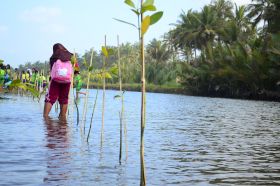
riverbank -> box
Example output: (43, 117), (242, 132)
(87, 83), (186, 95)
(86, 83), (280, 102)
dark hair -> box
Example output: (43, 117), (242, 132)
(74, 70), (80, 75)
(50, 43), (73, 70)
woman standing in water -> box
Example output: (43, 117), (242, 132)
(43, 43), (73, 119)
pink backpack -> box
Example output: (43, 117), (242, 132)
(51, 59), (72, 83)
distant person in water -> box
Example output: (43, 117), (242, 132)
(21, 70), (26, 83)
(73, 70), (86, 99)
(43, 43), (73, 119)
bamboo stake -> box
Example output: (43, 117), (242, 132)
(140, 0), (146, 184)
(117, 35), (123, 164)
(101, 35), (106, 146)
(67, 52), (75, 122)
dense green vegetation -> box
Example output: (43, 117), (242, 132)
(168, 0), (280, 100)
(17, 0), (280, 100)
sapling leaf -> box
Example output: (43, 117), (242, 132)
(150, 11), (163, 25)
(71, 55), (76, 65)
(131, 9), (140, 15)
(102, 46), (108, 58)
(107, 48), (114, 56)
(141, 15), (150, 36)
(114, 95), (121, 99)
(89, 66), (94, 72)
(26, 86), (40, 98)
(113, 18), (138, 29)
(110, 65), (119, 76)
(141, 5), (156, 13)
(124, 0), (135, 8)
(142, 0), (154, 7)
(83, 58), (88, 67)
(10, 79), (21, 85)
(105, 72), (112, 79)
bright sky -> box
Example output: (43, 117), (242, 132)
(0, 0), (251, 68)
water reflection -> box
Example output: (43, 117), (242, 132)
(43, 117), (71, 184)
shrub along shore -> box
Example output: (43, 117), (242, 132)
(85, 83), (280, 102)
(87, 83), (186, 95)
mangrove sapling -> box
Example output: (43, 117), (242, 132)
(8, 79), (40, 101)
(86, 66), (118, 143)
(117, 0), (163, 185)
(81, 49), (94, 134)
(117, 35), (127, 163)
(118, 35), (123, 164)
(73, 88), (79, 126)
(114, 91), (125, 164)
(86, 88), (99, 143)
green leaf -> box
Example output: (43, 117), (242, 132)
(26, 86), (40, 98)
(269, 48), (280, 55)
(83, 58), (88, 67)
(102, 46), (108, 57)
(113, 18), (138, 29)
(107, 48), (114, 56)
(150, 11), (163, 25)
(71, 55), (76, 65)
(89, 66), (94, 72)
(10, 79), (21, 85)
(0, 59), (4, 63)
(9, 79), (40, 98)
(142, 0), (154, 7)
(104, 72), (112, 79)
(124, 0), (135, 8)
(110, 65), (119, 76)
(141, 5), (156, 13)
(131, 9), (140, 15)
(92, 73), (102, 80)
(141, 15), (150, 36)
(114, 95), (121, 99)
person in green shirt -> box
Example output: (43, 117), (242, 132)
(0, 64), (5, 86)
(30, 68), (38, 85)
(74, 70), (86, 99)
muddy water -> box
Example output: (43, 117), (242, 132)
(0, 90), (279, 185)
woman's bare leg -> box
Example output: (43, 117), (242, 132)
(43, 102), (53, 117)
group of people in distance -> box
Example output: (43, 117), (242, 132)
(20, 68), (47, 89)
(0, 63), (47, 91)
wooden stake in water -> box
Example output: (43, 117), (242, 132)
(140, 1), (146, 184)
(70, 52), (76, 123)
(101, 35), (107, 145)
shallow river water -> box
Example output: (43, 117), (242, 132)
(0, 89), (280, 185)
